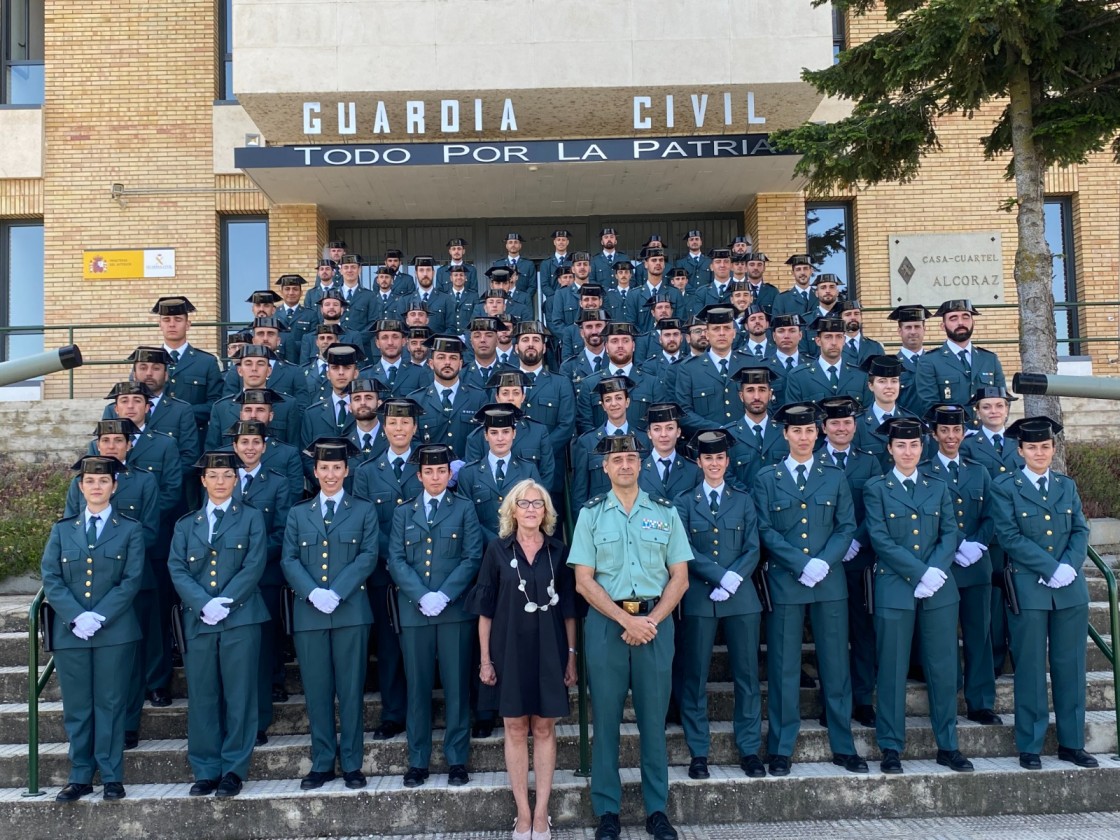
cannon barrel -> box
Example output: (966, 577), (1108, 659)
(0, 346), (82, 388)
(1013, 372), (1120, 401)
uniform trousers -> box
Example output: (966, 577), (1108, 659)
(400, 620), (472, 769)
(293, 624), (370, 773)
(56, 642), (136, 784)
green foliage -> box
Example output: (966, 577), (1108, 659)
(1066, 441), (1120, 519)
(773, 0), (1120, 194)
(0, 460), (72, 582)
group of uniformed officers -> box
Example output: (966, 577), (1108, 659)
(38, 229), (1097, 840)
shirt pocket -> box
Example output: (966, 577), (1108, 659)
(811, 497), (836, 528)
(60, 553), (76, 583)
(593, 530), (622, 569)
(769, 497), (797, 530)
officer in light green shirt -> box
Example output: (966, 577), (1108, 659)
(568, 433), (690, 840)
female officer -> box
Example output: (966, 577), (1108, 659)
(991, 417), (1096, 770)
(41, 455), (144, 801)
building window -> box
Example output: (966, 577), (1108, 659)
(805, 202), (855, 296)
(218, 0), (234, 101)
(1, 0), (44, 105)
(1045, 197), (1080, 356)
(831, 3), (846, 63)
(1, 222), (44, 363)
(221, 217), (268, 322)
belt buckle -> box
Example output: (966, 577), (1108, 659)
(622, 600), (641, 616)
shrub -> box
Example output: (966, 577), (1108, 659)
(1065, 441), (1120, 520)
(0, 459), (72, 582)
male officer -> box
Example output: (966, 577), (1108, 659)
(853, 355), (920, 469)
(369, 265), (401, 326)
(639, 403), (699, 501)
(991, 417), (1097, 770)
(862, 418), (974, 775)
(591, 227), (629, 286)
(889, 304), (932, 414)
(559, 308), (609, 393)
(481, 267), (535, 321)
(221, 318), (302, 398)
(207, 346), (301, 450)
(576, 322), (658, 434)
(228, 420), (293, 742)
(676, 229), (711, 285)
(743, 252), (779, 313)
(920, 404), (1000, 725)
(570, 376), (652, 512)
(512, 320), (574, 489)
(752, 403), (866, 777)
(838, 300), (885, 368)
(462, 317), (502, 389)
(914, 299), (1006, 417)
(444, 264), (480, 338)
(463, 370), (555, 493)
(298, 289), (362, 365)
(639, 319), (685, 390)
(153, 295), (223, 434)
(275, 273), (318, 363)
(229, 388), (304, 504)
(493, 232), (538, 295)
(740, 304), (773, 359)
(770, 255), (817, 318)
(546, 257), (592, 329)
(540, 228), (573, 299)
(764, 313), (808, 408)
(814, 397), (882, 727)
(801, 274), (842, 352)
(168, 451), (270, 798)
(281, 438), (379, 791)
(413, 335), (488, 457)
(604, 260), (636, 319)
(694, 248), (734, 308)
(436, 238), (478, 293)
(568, 433), (690, 840)
(626, 248), (681, 333)
(726, 366), (789, 487)
(351, 398), (424, 740)
(388, 444), (484, 788)
(675, 429), (765, 781)
(299, 343), (364, 452)
(243, 289), (281, 326)
(300, 323), (343, 407)
(336, 254), (376, 333)
(673, 305), (750, 435)
(783, 317), (869, 406)
(304, 259), (341, 310)
(367, 318), (432, 397)
(394, 257), (452, 334)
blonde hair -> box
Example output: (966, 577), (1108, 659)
(497, 478), (557, 538)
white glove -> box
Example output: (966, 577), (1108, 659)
(308, 588), (340, 614)
(200, 597), (234, 625)
(72, 611), (106, 638)
(719, 571), (742, 595)
(803, 557), (830, 584)
(418, 591), (447, 616)
(448, 459), (465, 488)
(1047, 563), (1077, 588)
(956, 540), (986, 565)
(709, 587), (731, 602)
(918, 567), (948, 596)
(798, 572), (819, 588)
(843, 540), (861, 563)
(914, 581), (935, 599)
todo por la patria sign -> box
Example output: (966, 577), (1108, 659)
(888, 232), (1004, 306)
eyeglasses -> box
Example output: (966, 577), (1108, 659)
(515, 499), (546, 510)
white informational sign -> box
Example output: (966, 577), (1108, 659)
(888, 232), (1004, 306)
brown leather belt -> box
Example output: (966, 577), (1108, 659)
(615, 597), (660, 616)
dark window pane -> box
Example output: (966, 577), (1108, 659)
(1044, 198), (1077, 355)
(806, 204), (853, 295)
(222, 219), (268, 322)
(6, 223), (44, 361)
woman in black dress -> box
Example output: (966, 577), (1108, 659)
(468, 479), (577, 840)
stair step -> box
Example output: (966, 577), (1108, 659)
(3, 712), (1115, 788)
(1, 672), (1115, 746)
(2, 755), (1118, 837)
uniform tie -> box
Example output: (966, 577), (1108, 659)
(210, 507), (224, 542)
(495, 458), (505, 486)
(480, 365), (492, 381)
(525, 371), (537, 386)
(86, 515), (99, 547)
(833, 450), (847, 469)
(827, 365), (839, 387)
(387, 365), (398, 384)
(904, 478), (915, 497)
(796, 464), (807, 490)
(427, 497), (438, 524)
(362, 432), (372, 451)
(169, 349), (181, 366)
(659, 458), (672, 486)
(441, 388), (454, 411)
(709, 489), (720, 514)
(324, 498), (335, 525)
(345, 287), (353, 301)
(882, 412), (893, 421)
(593, 355), (605, 372)
(958, 349), (972, 376)
(392, 457), (403, 480)
(612, 368), (624, 377)
(753, 424), (764, 446)
(753, 344), (763, 357)
(619, 288), (627, 299)
(947, 460), (959, 483)
(719, 358), (729, 378)
(785, 356), (795, 371)
(1037, 476), (1047, 497)
(422, 292), (430, 303)
(847, 339), (857, 353)
(337, 399), (348, 426)
(992, 433), (1004, 453)
(242, 473), (254, 495)
(455, 292), (462, 303)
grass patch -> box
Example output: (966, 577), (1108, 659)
(1066, 441), (1120, 520)
(0, 459), (72, 582)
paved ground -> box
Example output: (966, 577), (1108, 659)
(273, 811), (1120, 839)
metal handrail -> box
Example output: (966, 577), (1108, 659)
(24, 587), (53, 796)
(1086, 547), (1120, 761)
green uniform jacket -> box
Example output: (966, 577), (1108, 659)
(814, 446), (882, 570)
(388, 492), (483, 627)
(991, 470), (1090, 610)
(41, 513), (145, 649)
(753, 461), (855, 604)
(165, 345), (224, 429)
(863, 470), (960, 610)
(920, 457), (995, 588)
(168, 502), (270, 640)
(281, 494), (380, 629)
(455, 456), (541, 545)
(914, 342), (1005, 417)
(234, 468), (292, 587)
(782, 359), (869, 408)
(672, 351), (754, 435)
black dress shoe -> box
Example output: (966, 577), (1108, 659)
(471, 721), (495, 738)
(852, 704), (876, 727)
(447, 764), (469, 786)
(768, 754), (791, 776)
(966, 708), (1003, 726)
(55, 783), (94, 802)
(147, 688), (172, 708)
(103, 782), (125, 800)
(255, 730), (268, 747)
(833, 753), (869, 774)
(817, 709), (827, 727)
(936, 749), (974, 772)
(595, 812), (622, 840)
(215, 772), (242, 798)
(189, 778), (220, 796)
(687, 756), (709, 779)
(343, 769), (367, 789)
(740, 754), (766, 778)
(403, 766), (429, 787)
(123, 730), (139, 750)
(271, 684), (289, 702)
(1019, 752), (1042, 769)
(1058, 746), (1099, 768)
(372, 720), (405, 740)
(645, 810), (679, 840)
(300, 770), (336, 790)
(799, 670), (817, 688)
(880, 749), (903, 774)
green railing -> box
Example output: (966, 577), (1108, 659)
(1086, 547), (1120, 761)
(24, 587), (53, 796)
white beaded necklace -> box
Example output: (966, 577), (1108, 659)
(510, 539), (560, 613)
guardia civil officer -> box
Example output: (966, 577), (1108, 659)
(281, 438), (379, 790)
(863, 418), (974, 774)
(388, 444), (484, 789)
(43, 456), (144, 802)
(921, 404), (1000, 725)
(675, 429), (765, 780)
(569, 375), (652, 512)
(568, 433), (690, 840)
(914, 299), (1006, 417)
(991, 417), (1097, 770)
(168, 451), (270, 798)
(752, 403), (866, 777)
(153, 295), (223, 434)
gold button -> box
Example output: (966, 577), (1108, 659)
(956, 498), (963, 504)
(1047, 547), (1053, 551)
(211, 550), (217, 556)
(712, 528), (718, 534)
(84, 592), (91, 598)
(87, 559), (93, 565)
(713, 550), (719, 555)
(911, 514), (917, 520)
(425, 561), (431, 566)
(85, 581), (91, 587)
(211, 560), (217, 566)
(210, 571), (217, 576)
(323, 553), (328, 558)
(913, 545), (920, 550)
(426, 549), (432, 554)
(957, 511), (963, 517)
(322, 564), (328, 569)
(210, 581), (217, 587)
(1044, 515), (1051, 521)
(801, 518), (808, 524)
(322, 576), (328, 581)
(1046, 530), (1053, 536)
(913, 529), (919, 535)
(713, 540), (718, 546)
(426, 538), (432, 543)
(801, 503), (807, 509)
(86, 570), (92, 576)
(889, 513), (895, 519)
(323, 541), (328, 546)
(801, 533), (807, 539)
(803, 548), (810, 554)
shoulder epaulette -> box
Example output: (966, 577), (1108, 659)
(651, 496), (674, 508)
(584, 495), (605, 508)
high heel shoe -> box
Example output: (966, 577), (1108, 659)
(512, 817), (532, 840)
(532, 816), (552, 840)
